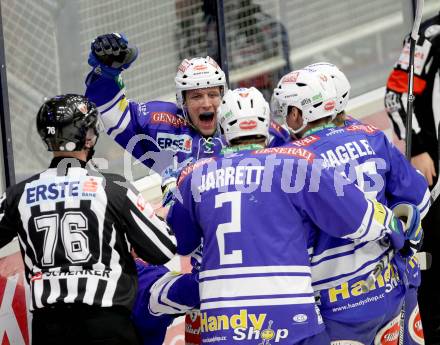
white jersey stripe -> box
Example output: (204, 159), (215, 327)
(199, 265), (311, 279)
(343, 199), (391, 242)
(311, 241), (388, 285)
(64, 276), (79, 303)
(201, 296), (316, 310)
(82, 275), (100, 306)
(149, 273), (193, 315)
(200, 275), (313, 300)
(310, 242), (367, 264)
(108, 109), (130, 140)
(91, 178), (107, 271)
(31, 278), (44, 309)
(101, 225), (121, 307)
(46, 278), (61, 305)
(312, 258), (385, 291)
(418, 188), (431, 219)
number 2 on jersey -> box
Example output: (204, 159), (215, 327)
(215, 191), (242, 265)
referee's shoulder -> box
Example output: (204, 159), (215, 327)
(95, 171), (138, 195)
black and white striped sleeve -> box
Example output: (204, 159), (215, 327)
(122, 185), (177, 264)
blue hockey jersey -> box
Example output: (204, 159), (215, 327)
(293, 123), (430, 323)
(167, 144), (405, 344)
(85, 72), (289, 178)
(131, 260), (173, 345)
(132, 259), (200, 345)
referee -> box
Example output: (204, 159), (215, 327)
(0, 94), (177, 345)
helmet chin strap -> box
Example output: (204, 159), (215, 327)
(86, 147), (96, 162)
(85, 133), (99, 162)
(180, 106), (197, 130)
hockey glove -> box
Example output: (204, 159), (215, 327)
(161, 161), (184, 207)
(385, 215), (405, 251)
(392, 202), (423, 258)
(161, 177), (177, 207)
(88, 33), (138, 78)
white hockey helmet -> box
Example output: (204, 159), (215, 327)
(271, 69), (337, 134)
(218, 87), (270, 145)
(305, 62), (351, 113)
(175, 56), (227, 109)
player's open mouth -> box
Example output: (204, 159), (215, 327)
(199, 112), (215, 122)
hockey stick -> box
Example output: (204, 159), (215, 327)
(405, 0), (424, 159)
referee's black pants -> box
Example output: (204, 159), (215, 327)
(418, 195), (440, 345)
(32, 304), (140, 345)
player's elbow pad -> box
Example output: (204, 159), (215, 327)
(149, 272), (196, 316)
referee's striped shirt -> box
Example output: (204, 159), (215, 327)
(0, 157), (176, 311)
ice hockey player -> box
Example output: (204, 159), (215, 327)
(300, 62), (357, 128)
(271, 68), (429, 344)
(306, 61), (428, 345)
(85, 33), (289, 206)
(166, 87), (417, 344)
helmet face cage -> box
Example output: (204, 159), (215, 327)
(218, 87), (270, 145)
(305, 62), (351, 113)
(37, 94), (100, 152)
(175, 56), (227, 111)
(271, 69), (337, 132)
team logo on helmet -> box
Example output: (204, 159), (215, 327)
(77, 103), (88, 115)
(194, 64), (208, 71)
(281, 72), (299, 83)
(206, 56), (220, 68)
(239, 120), (257, 130)
(319, 74), (328, 82)
(324, 100), (336, 111)
(178, 60), (191, 73)
(281, 71), (299, 83)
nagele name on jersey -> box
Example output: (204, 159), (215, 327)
(319, 139), (376, 168)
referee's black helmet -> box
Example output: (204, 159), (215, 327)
(36, 94), (101, 151)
